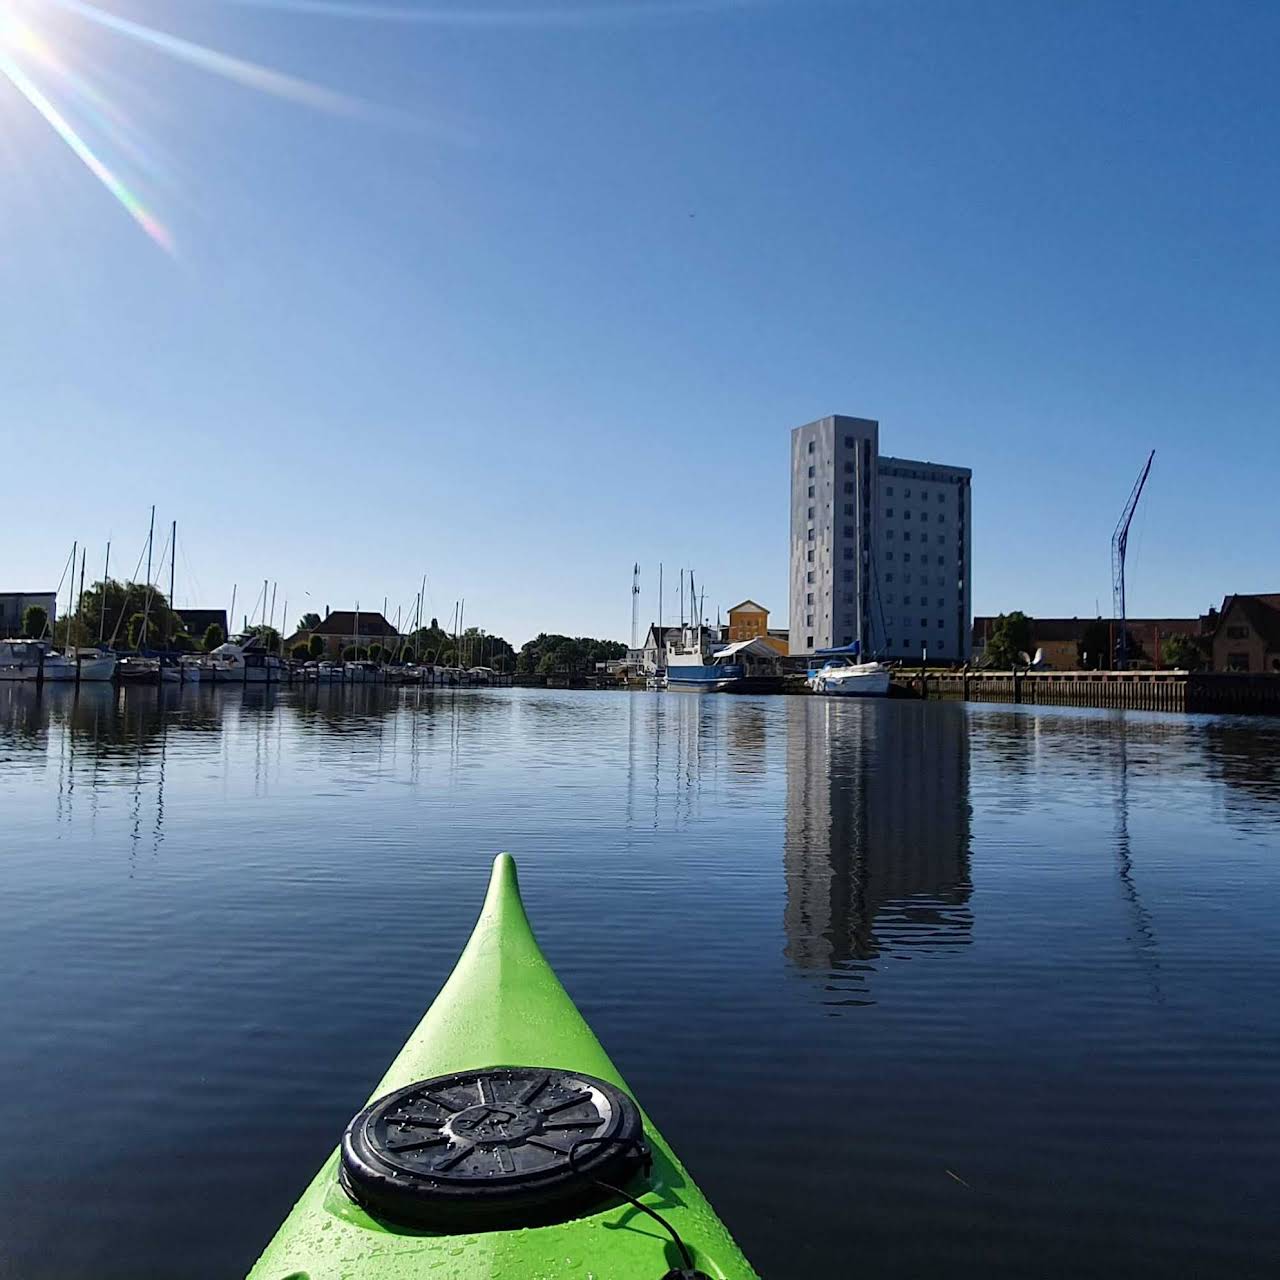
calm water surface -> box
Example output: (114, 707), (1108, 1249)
(2, 684), (1279, 1278)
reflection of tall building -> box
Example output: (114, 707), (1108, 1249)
(784, 698), (972, 973)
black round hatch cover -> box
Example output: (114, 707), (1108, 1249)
(339, 1066), (648, 1229)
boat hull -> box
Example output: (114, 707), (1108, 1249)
(247, 855), (758, 1279)
(809, 670), (891, 697)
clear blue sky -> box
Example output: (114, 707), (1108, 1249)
(3, 0), (1276, 643)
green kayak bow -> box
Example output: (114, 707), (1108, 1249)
(248, 853), (758, 1279)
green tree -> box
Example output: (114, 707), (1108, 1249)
(1161, 633), (1204, 671)
(369, 643), (385, 663)
(297, 611), (321, 631)
(1078, 619), (1110, 670)
(21, 605), (48, 638)
(342, 645), (369, 661)
(203, 622), (225, 651)
(401, 647), (417, 664)
(245, 624), (281, 652)
(307, 633), (326, 660)
(171, 632), (197, 653)
(77, 579), (181, 647)
(291, 642), (311, 660)
(983, 612), (1034, 669)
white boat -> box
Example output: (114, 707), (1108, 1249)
(178, 657), (204, 683)
(206, 638), (285, 683)
(806, 648), (892, 697)
(0, 640), (116, 682)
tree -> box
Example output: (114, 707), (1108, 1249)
(342, 645), (369, 661)
(297, 611), (321, 631)
(983, 612), (1034, 669)
(291, 642), (311, 660)
(21, 605), (48, 638)
(77, 579), (181, 647)
(307, 634), (326, 660)
(127, 612), (148, 650)
(369, 643), (384, 663)
(1162, 633), (1204, 671)
(245, 624), (281, 652)
(203, 622), (225, 651)
(1078, 619), (1109, 670)
(172, 632), (197, 653)
(402, 647), (417, 664)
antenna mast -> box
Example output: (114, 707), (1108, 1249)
(630, 563), (640, 650)
(1111, 450), (1155, 670)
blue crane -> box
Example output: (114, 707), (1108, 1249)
(1111, 450), (1155, 670)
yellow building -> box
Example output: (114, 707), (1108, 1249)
(727, 600), (788, 656)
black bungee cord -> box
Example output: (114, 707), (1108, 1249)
(568, 1136), (711, 1280)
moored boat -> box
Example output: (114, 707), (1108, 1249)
(806, 644), (892, 697)
(247, 854), (757, 1279)
(0, 640), (116, 682)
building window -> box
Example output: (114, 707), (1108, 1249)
(843, 592), (853, 604)
(1226, 625), (1249, 639)
(920, 618), (928, 629)
(806, 592), (814, 605)
(905, 489), (911, 498)
(921, 512), (929, 523)
(1227, 652), (1250, 671)
(844, 503), (854, 516)
(806, 571), (815, 584)
(938, 556), (945, 566)
(937, 619), (944, 629)
(805, 614), (813, 626)
(885, 508), (894, 518)
(844, 482), (854, 494)
(840, 570), (852, 583)
(807, 528), (815, 541)
(904, 553), (911, 563)
(885, 573), (894, 583)
(806, 635), (813, 648)
(843, 548), (853, 560)
(937, 598), (944, 607)
(904, 595), (912, 605)
(904, 573), (912, 584)
(886, 529), (894, 540)
(808, 485), (815, 498)
(842, 525), (854, 537)
(938, 492), (945, 502)
(807, 549), (814, 562)
(903, 531), (911, 542)
(920, 534), (928, 544)
(844, 461), (854, 474)
(885, 552), (894, 562)
(904, 510), (911, 520)
(807, 465), (815, 478)
(808, 440), (815, 453)
(807, 506), (815, 520)
(886, 593), (894, 604)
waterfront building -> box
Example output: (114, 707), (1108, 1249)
(726, 600), (788, 655)
(0, 591), (56, 637)
(789, 415), (972, 661)
(287, 610), (400, 660)
(972, 614), (1210, 669)
(1211, 594), (1280, 673)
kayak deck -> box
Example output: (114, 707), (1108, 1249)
(247, 853), (757, 1278)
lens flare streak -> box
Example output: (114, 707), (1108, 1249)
(0, 45), (173, 251)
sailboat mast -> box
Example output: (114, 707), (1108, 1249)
(141, 506), (155, 650)
(98, 542), (110, 645)
(169, 521), (176, 616)
(76, 549), (86, 651)
(229, 585), (237, 643)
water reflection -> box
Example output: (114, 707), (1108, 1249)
(784, 699), (973, 998)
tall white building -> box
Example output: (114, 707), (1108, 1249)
(789, 414), (972, 660)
